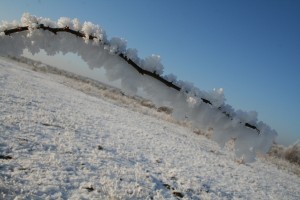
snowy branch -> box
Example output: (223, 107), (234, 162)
(2, 24), (261, 134)
(1, 13), (280, 162)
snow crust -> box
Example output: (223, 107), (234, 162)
(0, 13), (278, 161)
(0, 58), (299, 199)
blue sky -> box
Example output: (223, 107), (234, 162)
(1, 0), (300, 146)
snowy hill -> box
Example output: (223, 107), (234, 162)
(0, 57), (299, 199)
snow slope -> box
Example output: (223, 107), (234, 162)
(0, 58), (299, 199)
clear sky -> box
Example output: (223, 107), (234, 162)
(1, 0), (300, 146)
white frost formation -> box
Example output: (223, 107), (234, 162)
(0, 13), (277, 162)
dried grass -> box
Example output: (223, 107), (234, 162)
(263, 142), (300, 176)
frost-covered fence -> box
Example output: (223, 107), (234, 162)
(0, 13), (277, 162)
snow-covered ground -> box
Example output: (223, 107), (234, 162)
(0, 57), (299, 199)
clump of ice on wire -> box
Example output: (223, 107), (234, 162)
(0, 13), (278, 162)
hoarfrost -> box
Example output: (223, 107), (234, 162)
(0, 13), (278, 161)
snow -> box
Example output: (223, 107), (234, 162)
(21, 13), (38, 27)
(125, 48), (139, 63)
(0, 58), (299, 199)
(108, 37), (127, 54)
(57, 17), (72, 28)
(142, 54), (164, 75)
(0, 13), (278, 162)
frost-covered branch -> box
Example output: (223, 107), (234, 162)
(2, 23), (260, 131)
(0, 13), (278, 162)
